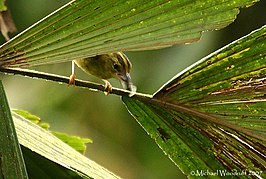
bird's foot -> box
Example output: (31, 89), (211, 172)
(102, 80), (112, 95)
(68, 73), (76, 86)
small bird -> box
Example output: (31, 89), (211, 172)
(69, 52), (136, 95)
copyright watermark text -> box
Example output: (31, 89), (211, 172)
(190, 169), (263, 177)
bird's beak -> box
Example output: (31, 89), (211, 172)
(119, 73), (131, 83)
(117, 73), (137, 94)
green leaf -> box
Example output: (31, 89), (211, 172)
(52, 131), (92, 154)
(0, 81), (28, 178)
(0, 0), (6, 12)
(22, 146), (82, 179)
(0, 0), (259, 67)
(123, 26), (266, 178)
(13, 109), (51, 129)
(12, 112), (120, 179)
(154, 25), (266, 139)
(13, 109), (41, 124)
(13, 109), (93, 153)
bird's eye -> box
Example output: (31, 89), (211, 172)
(113, 63), (119, 70)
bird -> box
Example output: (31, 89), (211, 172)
(69, 52), (136, 96)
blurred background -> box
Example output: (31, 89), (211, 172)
(1, 1), (265, 178)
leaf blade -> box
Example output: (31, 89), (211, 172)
(0, 0), (259, 67)
(123, 25), (266, 178)
(13, 112), (120, 179)
(0, 81), (28, 179)
(155, 25), (266, 138)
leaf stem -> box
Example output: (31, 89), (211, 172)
(1, 67), (264, 142)
(0, 67), (152, 98)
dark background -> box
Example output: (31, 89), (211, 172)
(1, 1), (265, 178)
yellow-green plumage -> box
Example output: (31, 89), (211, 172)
(74, 52), (131, 80)
(72, 52), (136, 94)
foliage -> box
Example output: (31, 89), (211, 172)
(0, 0), (264, 178)
(0, 0), (259, 67)
(12, 111), (119, 178)
(13, 109), (93, 153)
(123, 26), (266, 178)
(0, 82), (28, 178)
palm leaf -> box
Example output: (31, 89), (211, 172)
(13, 112), (120, 179)
(123, 25), (266, 178)
(0, 81), (28, 179)
(0, 0), (264, 178)
(0, 0), (259, 67)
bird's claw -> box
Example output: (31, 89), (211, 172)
(69, 73), (76, 86)
(103, 80), (112, 95)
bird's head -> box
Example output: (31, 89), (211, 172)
(74, 52), (136, 94)
(108, 52), (136, 92)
